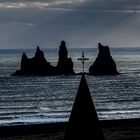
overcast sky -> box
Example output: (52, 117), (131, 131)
(0, 0), (140, 48)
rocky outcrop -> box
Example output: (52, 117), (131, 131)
(12, 41), (75, 76)
(12, 46), (55, 76)
(89, 43), (119, 75)
(55, 41), (75, 75)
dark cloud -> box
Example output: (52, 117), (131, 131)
(0, 0), (139, 48)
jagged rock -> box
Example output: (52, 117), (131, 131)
(63, 75), (105, 140)
(12, 41), (75, 76)
(89, 43), (119, 75)
(55, 41), (75, 75)
(12, 46), (55, 76)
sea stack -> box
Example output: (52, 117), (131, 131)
(89, 43), (119, 75)
(12, 46), (55, 76)
(63, 75), (105, 140)
(12, 41), (75, 76)
(55, 41), (75, 75)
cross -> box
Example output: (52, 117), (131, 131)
(77, 52), (89, 73)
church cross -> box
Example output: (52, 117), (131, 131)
(77, 52), (89, 73)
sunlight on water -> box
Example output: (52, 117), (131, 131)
(0, 48), (140, 126)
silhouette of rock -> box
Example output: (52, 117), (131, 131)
(55, 41), (75, 75)
(12, 42), (75, 76)
(89, 43), (119, 75)
(63, 74), (105, 140)
(12, 46), (55, 76)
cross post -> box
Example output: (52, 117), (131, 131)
(77, 52), (89, 73)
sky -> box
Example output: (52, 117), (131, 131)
(0, 0), (140, 48)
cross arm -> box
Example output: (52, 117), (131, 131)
(77, 58), (83, 60)
(84, 58), (89, 60)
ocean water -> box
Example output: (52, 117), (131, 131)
(0, 47), (140, 126)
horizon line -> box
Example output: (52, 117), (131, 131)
(0, 46), (140, 50)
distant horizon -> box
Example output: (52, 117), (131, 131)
(1, 46), (140, 50)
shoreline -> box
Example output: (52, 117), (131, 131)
(1, 118), (140, 140)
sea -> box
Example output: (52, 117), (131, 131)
(0, 47), (140, 126)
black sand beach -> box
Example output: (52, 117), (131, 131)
(1, 118), (140, 140)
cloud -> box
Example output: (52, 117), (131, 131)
(68, 0), (140, 13)
(0, 0), (86, 9)
(0, 2), (50, 9)
(0, 0), (139, 13)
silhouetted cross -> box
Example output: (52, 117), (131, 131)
(77, 52), (89, 73)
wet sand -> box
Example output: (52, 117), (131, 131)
(1, 118), (140, 140)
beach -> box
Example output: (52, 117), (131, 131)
(1, 118), (140, 140)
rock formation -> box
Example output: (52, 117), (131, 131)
(12, 41), (75, 76)
(63, 74), (105, 140)
(89, 43), (119, 75)
(12, 46), (55, 76)
(55, 41), (75, 75)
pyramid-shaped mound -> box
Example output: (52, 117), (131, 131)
(63, 75), (105, 140)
